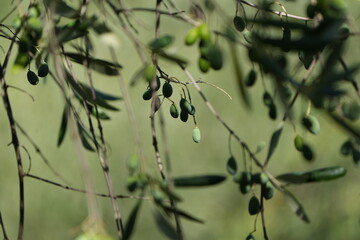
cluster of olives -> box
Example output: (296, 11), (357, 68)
(26, 63), (49, 85)
(142, 69), (201, 143)
(184, 23), (223, 73)
(262, 91), (277, 120)
(293, 114), (320, 161)
(233, 171), (274, 217)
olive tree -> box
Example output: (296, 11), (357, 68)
(0, 0), (359, 239)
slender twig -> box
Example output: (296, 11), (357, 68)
(150, 1), (184, 238)
(0, 26), (25, 240)
(0, 212), (9, 240)
(238, 0), (312, 21)
(7, 85), (35, 101)
(65, 48), (125, 238)
(25, 174), (153, 200)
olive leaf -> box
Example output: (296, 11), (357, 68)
(173, 175), (226, 187)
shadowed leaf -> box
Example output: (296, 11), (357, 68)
(57, 105), (69, 147)
(265, 122), (284, 165)
(154, 212), (178, 240)
(277, 166), (347, 184)
(163, 206), (204, 224)
(174, 175), (226, 187)
(63, 52), (122, 76)
(76, 122), (95, 151)
(123, 200), (142, 240)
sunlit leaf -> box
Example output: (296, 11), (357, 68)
(173, 175), (226, 187)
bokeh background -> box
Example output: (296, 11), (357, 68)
(0, 0), (359, 239)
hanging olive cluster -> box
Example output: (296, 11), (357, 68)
(142, 66), (201, 143)
(27, 63), (49, 85)
(184, 23), (223, 73)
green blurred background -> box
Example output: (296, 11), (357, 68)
(0, 0), (359, 239)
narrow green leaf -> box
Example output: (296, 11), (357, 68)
(265, 122), (284, 165)
(63, 52), (122, 76)
(173, 175), (226, 187)
(148, 35), (174, 51)
(226, 156), (237, 175)
(163, 206), (204, 224)
(229, 43), (251, 108)
(123, 200), (142, 240)
(57, 105), (69, 147)
(76, 122), (95, 151)
(154, 212), (178, 240)
(276, 166), (347, 184)
(66, 71), (119, 111)
(282, 189), (310, 223)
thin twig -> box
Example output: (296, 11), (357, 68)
(15, 121), (71, 185)
(238, 0), (312, 21)
(0, 26), (25, 240)
(0, 212), (9, 240)
(25, 174), (152, 200)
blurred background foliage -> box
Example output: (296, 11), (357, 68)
(0, 0), (359, 239)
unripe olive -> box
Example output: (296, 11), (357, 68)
(294, 135), (304, 151)
(162, 82), (173, 98)
(233, 16), (246, 32)
(27, 70), (39, 85)
(239, 183), (251, 194)
(302, 144), (314, 161)
(144, 65), (156, 82)
(340, 140), (353, 156)
(180, 110), (188, 122)
(37, 63), (49, 77)
(185, 27), (200, 45)
(207, 44), (223, 70)
(142, 89), (152, 101)
(180, 98), (195, 115)
(198, 57), (210, 73)
(198, 23), (211, 42)
(170, 104), (179, 118)
(268, 104), (277, 120)
(245, 69), (257, 87)
(302, 115), (320, 135)
(262, 181), (274, 200)
(248, 196), (260, 215)
(192, 127), (201, 143)
(252, 172), (268, 185)
(126, 176), (138, 192)
(263, 92), (273, 107)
